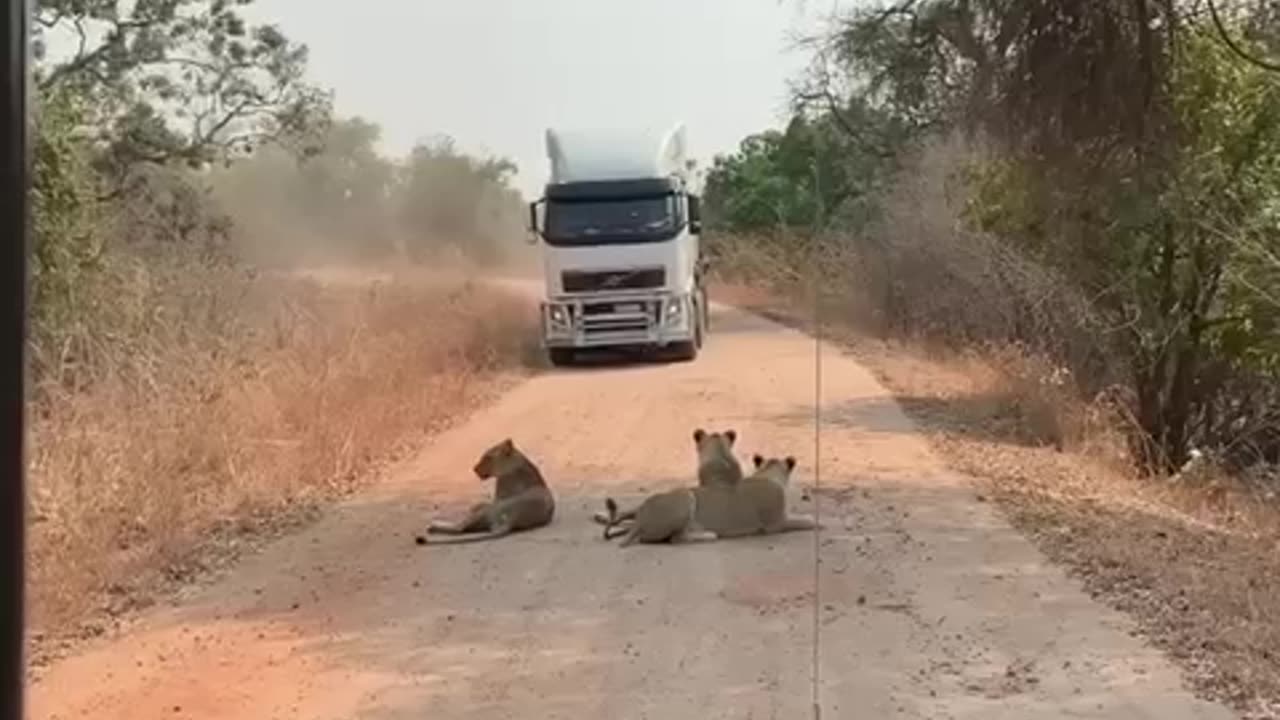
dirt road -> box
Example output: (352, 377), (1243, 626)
(30, 301), (1237, 720)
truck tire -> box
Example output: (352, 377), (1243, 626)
(695, 296), (706, 348)
(548, 348), (576, 367)
(669, 309), (702, 362)
(699, 286), (711, 334)
(696, 299), (706, 351)
(669, 341), (698, 362)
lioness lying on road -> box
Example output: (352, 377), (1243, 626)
(594, 428), (819, 545)
(415, 438), (555, 545)
(599, 489), (718, 547)
(592, 426), (742, 528)
(688, 452), (819, 539)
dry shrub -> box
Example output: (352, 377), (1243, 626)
(27, 257), (538, 641)
(709, 232), (807, 292)
(713, 274), (1117, 460)
(941, 343), (1084, 451)
(713, 134), (1124, 395)
(853, 137), (1116, 383)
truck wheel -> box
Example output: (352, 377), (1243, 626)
(694, 301), (705, 349)
(699, 287), (711, 334)
(548, 348), (576, 367)
(669, 341), (698, 362)
(670, 311), (701, 362)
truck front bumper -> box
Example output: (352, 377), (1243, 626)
(541, 292), (695, 349)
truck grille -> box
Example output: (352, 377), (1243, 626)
(580, 300), (659, 335)
(562, 267), (665, 293)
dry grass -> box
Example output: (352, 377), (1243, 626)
(27, 260), (539, 664)
(715, 279), (1280, 719)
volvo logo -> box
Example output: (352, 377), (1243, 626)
(599, 273), (627, 288)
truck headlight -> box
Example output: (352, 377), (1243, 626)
(549, 305), (569, 326)
(664, 298), (684, 324)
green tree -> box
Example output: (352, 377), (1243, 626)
(704, 101), (904, 234)
(30, 87), (101, 351)
(27, 0), (332, 375)
(707, 0), (1280, 470)
(822, 0), (1280, 470)
(33, 0), (332, 187)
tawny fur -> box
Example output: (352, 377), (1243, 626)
(691, 453), (818, 538)
(601, 490), (718, 547)
(415, 438), (555, 545)
(693, 428), (744, 489)
(590, 427), (743, 527)
(594, 449), (818, 542)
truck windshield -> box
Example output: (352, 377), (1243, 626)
(544, 195), (680, 246)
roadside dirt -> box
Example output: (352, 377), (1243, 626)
(29, 301), (1238, 719)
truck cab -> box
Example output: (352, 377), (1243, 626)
(527, 124), (709, 366)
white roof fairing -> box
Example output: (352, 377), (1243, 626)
(545, 124), (689, 186)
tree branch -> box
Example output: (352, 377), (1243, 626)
(1207, 0), (1280, 73)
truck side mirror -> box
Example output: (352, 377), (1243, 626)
(527, 199), (544, 245)
(687, 194), (702, 234)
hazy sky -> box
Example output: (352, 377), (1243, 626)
(250, 0), (847, 197)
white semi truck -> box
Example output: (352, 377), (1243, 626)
(526, 124), (709, 367)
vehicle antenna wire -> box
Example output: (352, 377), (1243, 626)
(809, 157), (825, 720)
